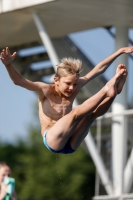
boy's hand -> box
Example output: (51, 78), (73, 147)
(0, 47), (17, 66)
(123, 46), (133, 54)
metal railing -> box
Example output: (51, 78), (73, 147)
(93, 109), (133, 199)
(93, 193), (133, 200)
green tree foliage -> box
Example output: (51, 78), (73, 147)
(0, 129), (95, 200)
(0, 103), (95, 200)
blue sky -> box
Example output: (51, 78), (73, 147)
(0, 64), (37, 143)
(0, 27), (133, 144)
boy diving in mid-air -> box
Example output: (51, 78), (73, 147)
(1, 46), (133, 154)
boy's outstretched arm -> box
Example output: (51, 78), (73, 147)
(0, 47), (46, 95)
(79, 46), (133, 87)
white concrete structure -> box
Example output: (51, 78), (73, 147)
(0, 0), (133, 199)
(0, 0), (133, 47)
(112, 26), (129, 196)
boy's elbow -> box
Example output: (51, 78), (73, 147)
(97, 66), (106, 74)
(13, 80), (17, 85)
(95, 63), (106, 74)
(13, 77), (22, 86)
(13, 79), (20, 85)
(101, 67), (106, 73)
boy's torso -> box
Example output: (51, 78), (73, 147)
(38, 84), (79, 134)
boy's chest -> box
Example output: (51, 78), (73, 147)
(43, 94), (73, 117)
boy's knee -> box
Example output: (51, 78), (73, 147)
(72, 106), (85, 121)
(71, 107), (79, 120)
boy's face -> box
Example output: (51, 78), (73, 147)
(54, 74), (79, 97)
(0, 166), (11, 183)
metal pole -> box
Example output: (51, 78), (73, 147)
(95, 119), (102, 196)
(84, 132), (113, 195)
(112, 26), (128, 195)
(93, 193), (133, 200)
(124, 148), (133, 193)
(32, 11), (59, 71)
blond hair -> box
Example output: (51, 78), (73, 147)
(55, 58), (82, 78)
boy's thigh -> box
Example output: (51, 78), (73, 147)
(45, 110), (79, 150)
(70, 114), (94, 150)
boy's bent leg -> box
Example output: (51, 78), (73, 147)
(70, 96), (115, 150)
(70, 68), (127, 150)
(46, 90), (112, 151)
(46, 109), (82, 151)
(92, 97), (114, 119)
(45, 85), (109, 151)
(46, 69), (125, 151)
(71, 68), (125, 121)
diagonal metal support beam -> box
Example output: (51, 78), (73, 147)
(32, 11), (59, 70)
(84, 132), (113, 195)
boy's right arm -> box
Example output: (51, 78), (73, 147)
(79, 46), (133, 87)
(0, 47), (46, 95)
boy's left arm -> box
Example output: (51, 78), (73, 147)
(79, 46), (133, 87)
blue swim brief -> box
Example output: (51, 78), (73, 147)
(43, 131), (76, 154)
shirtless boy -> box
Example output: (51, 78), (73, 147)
(0, 46), (133, 154)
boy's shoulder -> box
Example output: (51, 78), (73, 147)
(41, 83), (55, 94)
(38, 82), (53, 89)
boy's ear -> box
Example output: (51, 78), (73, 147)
(54, 76), (59, 84)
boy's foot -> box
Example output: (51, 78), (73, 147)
(116, 64), (128, 94)
(105, 68), (126, 98)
